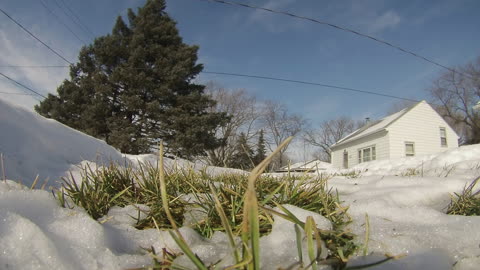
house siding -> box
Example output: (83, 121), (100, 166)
(331, 131), (389, 168)
(387, 102), (459, 159)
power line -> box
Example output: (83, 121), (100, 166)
(195, 0), (472, 79)
(39, 0), (87, 44)
(0, 65), (420, 102)
(203, 71), (420, 102)
(0, 91), (35, 96)
(0, 72), (47, 99)
(56, 0), (96, 39)
(0, 7), (73, 65)
(0, 65), (70, 68)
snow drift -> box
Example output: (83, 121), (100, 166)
(0, 98), (124, 186)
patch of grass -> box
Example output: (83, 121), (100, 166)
(447, 176), (480, 216)
(56, 140), (360, 269)
(336, 171), (362, 179)
(400, 168), (420, 177)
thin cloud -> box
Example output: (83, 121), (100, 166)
(367, 10), (401, 34)
(244, 0), (307, 33)
(0, 14), (74, 110)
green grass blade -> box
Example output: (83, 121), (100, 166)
(168, 230), (208, 270)
(209, 183), (242, 264)
(294, 224), (303, 267)
(305, 216), (318, 270)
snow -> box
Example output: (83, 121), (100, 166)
(0, 98), (246, 187)
(333, 144), (480, 178)
(1, 96), (480, 269)
(0, 98), (124, 187)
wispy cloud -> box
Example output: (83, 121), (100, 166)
(242, 0), (308, 33)
(0, 7), (75, 110)
(366, 10), (401, 34)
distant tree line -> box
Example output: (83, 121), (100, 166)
(204, 82), (303, 170)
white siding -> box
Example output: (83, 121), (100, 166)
(387, 101), (459, 159)
(331, 131), (389, 168)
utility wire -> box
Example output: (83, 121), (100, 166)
(0, 65), (420, 102)
(0, 91), (35, 96)
(203, 71), (420, 102)
(0, 72), (47, 99)
(56, 0), (96, 39)
(0, 65), (70, 68)
(39, 0), (87, 44)
(195, 0), (472, 79)
(0, 7), (73, 65)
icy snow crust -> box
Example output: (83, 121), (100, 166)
(1, 97), (480, 269)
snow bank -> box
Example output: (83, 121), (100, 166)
(0, 98), (124, 187)
(0, 98), (242, 188)
(335, 144), (480, 177)
(0, 181), (337, 270)
(0, 180), (150, 270)
(127, 153), (248, 176)
(329, 175), (480, 269)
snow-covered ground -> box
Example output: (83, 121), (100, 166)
(1, 97), (480, 269)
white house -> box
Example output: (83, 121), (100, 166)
(330, 101), (459, 169)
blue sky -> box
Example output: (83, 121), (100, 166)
(1, 0), (479, 125)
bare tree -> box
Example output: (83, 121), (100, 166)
(205, 82), (262, 166)
(304, 116), (361, 162)
(261, 101), (305, 170)
(428, 57), (480, 144)
(386, 100), (417, 115)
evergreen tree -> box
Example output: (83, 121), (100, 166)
(228, 133), (254, 169)
(35, 0), (228, 157)
(253, 129), (267, 165)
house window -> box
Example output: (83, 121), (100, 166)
(440, 127), (447, 147)
(405, 142), (415, 156)
(358, 145), (376, 163)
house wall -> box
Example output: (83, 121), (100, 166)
(331, 131), (389, 168)
(387, 101), (459, 159)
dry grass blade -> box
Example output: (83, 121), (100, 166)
(294, 224), (303, 267)
(1, 153), (6, 182)
(242, 136), (293, 270)
(157, 143), (208, 270)
(447, 175), (480, 216)
(363, 214), (370, 256)
(305, 216), (318, 270)
(209, 183), (242, 264)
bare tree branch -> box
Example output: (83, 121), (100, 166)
(428, 57), (480, 144)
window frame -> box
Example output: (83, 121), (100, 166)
(405, 141), (415, 157)
(440, 127), (447, 147)
(358, 145), (376, 163)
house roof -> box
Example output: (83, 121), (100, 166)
(331, 100), (422, 149)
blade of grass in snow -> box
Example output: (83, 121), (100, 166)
(305, 216), (318, 270)
(157, 143), (208, 270)
(241, 136), (293, 270)
(209, 183), (241, 264)
(363, 213), (370, 256)
(294, 224), (303, 267)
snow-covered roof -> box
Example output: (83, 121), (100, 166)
(331, 101), (421, 149)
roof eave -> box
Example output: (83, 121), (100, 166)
(330, 129), (388, 150)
